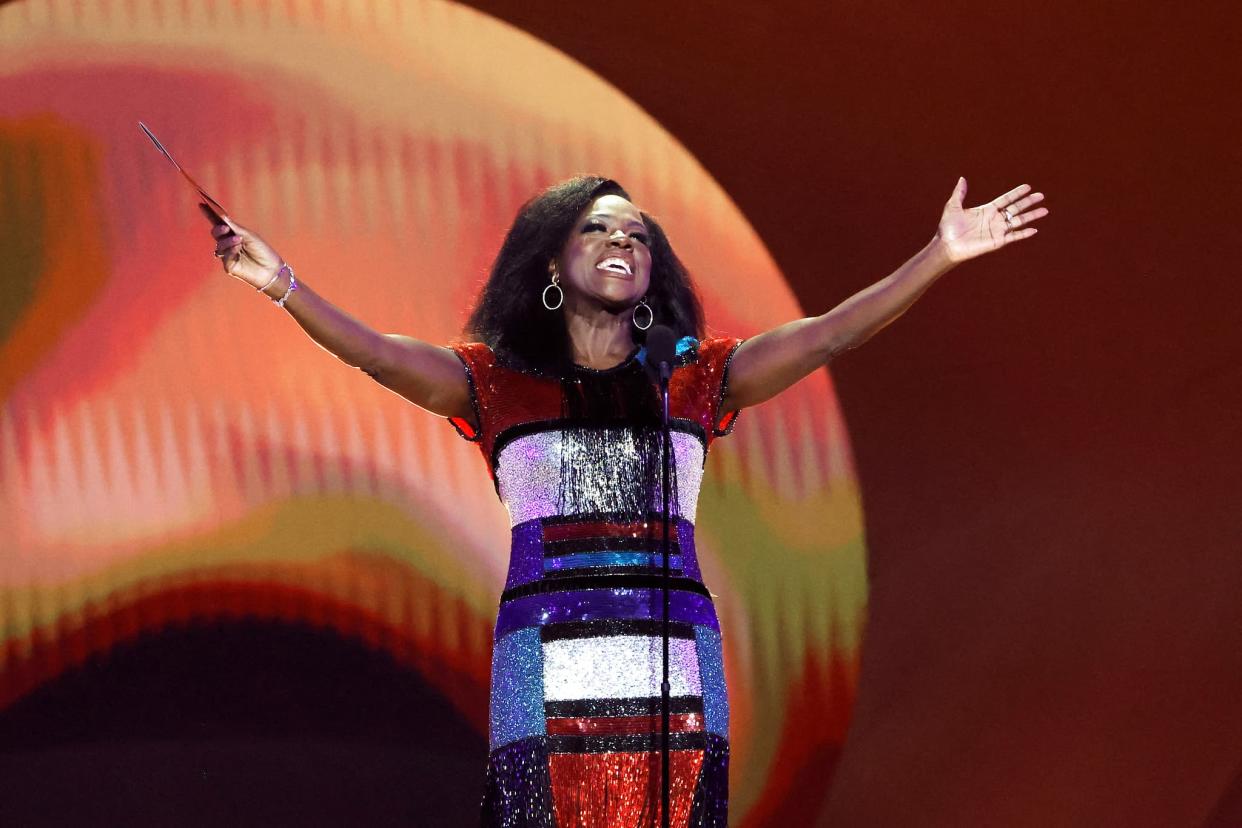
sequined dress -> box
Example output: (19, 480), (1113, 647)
(447, 335), (742, 828)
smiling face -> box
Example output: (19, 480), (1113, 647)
(553, 194), (653, 312)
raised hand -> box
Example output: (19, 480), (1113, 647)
(936, 177), (1048, 264)
(200, 203), (284, 291)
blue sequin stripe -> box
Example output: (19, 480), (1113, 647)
(544, 551), (685, 571)
(489, 627), (546, 749)
(694, 625), (729, 738)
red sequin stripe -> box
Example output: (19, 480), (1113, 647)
(550, 750), (705, 828)
(541, 520), (657, 542)
(547, 712), (703, 736)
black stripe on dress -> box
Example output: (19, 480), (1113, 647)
(501, 573), (710, 603)
(545, 696), (704, 719)
(547, 731), (707, 755)
(540, 619), (695, 642)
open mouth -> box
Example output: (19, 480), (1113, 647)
(596, 257), (633, 276)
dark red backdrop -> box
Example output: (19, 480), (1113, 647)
(1, 2), (1237, 826)
(460, 1), (1242, 825)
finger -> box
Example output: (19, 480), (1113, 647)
(211, 223), (236, 240)
(205, 208), (247, 238)
(1008, 206), (1049, 229)
(223, 250), (245, 275)
(1004, 227), (1038, 243)
(215, 237), (244, 257)
(993, 183), (1032, 210)
(220, 214), (246, 237)
(948, 176), (967, 207)
(1006, 192), (1045, 215)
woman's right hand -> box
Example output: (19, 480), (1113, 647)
(200, 204), (285, 291)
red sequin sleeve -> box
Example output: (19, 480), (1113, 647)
(445, 341), (494, 444)
(692, 336), (745, 448)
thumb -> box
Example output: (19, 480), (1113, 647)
(948, 176), (967, 207)
(220, 214), (246, 237)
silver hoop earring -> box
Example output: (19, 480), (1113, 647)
(542, 272), (564, 310)
(632, 297), (653, 331)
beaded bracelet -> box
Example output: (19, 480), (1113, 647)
(257, 263), (288, 293)
(274, 267), (298, 308)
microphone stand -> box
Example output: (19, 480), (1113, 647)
(657, 354), (673, 828)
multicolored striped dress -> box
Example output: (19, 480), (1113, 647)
(447, 335), (743, 828)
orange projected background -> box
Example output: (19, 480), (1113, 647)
(0, 0), (864, 823)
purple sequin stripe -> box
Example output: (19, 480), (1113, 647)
(495, 588), (720, 639)
(505, 520), (546, 590)
(677, 519), (702, 581)
(687, 733), (730, 827)
(481, 737), (556, 827)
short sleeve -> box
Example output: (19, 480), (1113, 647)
(446, 342), (492, 442)
(696, 336), (745, 441)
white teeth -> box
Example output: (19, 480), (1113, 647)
(597, 257), (632, 275)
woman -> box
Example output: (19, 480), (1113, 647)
(205, 174), (1046, 826)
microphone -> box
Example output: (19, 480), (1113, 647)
(645, 324), (677, 384)
(644, 322), (678, 828)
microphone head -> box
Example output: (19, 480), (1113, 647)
(645, 324), (676, 366)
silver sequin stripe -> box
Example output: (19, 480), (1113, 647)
(496, 428), (705, 526)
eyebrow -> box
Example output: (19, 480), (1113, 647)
(586, 213), (648, 229)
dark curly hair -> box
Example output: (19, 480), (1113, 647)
(463, 175), (705, 375)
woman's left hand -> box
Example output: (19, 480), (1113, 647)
(935, 177), (1048, 264)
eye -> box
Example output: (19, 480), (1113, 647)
(582, 220), (606, 233)
(630, 232), (650, 245)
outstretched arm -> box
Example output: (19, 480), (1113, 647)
(722, 178), (1047, 411)
(206, 208), (473, 422)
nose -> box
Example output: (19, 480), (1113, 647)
(607, 230), (631, 248)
